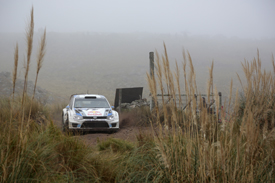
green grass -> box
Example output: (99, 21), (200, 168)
(97, 138), (134, 153)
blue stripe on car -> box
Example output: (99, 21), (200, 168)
(74, 108), (83, 116)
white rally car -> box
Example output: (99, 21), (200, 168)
(62, 94), (119, 132)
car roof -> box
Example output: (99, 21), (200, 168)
(70, 94), (106, 99)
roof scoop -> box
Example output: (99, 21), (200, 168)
(85, 96), (96, 99)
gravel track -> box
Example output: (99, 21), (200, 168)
(53, 113), (152, 146)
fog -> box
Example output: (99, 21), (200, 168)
(0, 1), (275, 102)
(1, 32), (274, 102)
(1, 0), (275, 38)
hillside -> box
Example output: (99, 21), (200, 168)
(1, 32), (274, 103)
(0, 71), (64, 104)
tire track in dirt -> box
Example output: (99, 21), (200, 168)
(53, 112), (151, 146)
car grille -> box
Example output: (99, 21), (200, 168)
(72, 123), (78, 127)
(83, 116), (107, 119)
(82, 121), (109, 128)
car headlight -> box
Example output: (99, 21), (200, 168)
(107, 115), (114, 120)
(73, 115), (83, 121)
(105, 109), (112, 115)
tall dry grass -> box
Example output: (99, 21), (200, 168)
(0, 8), (105, 182)
(1, 7), (275, 182)
(20, 7), (34, 139)
(146, 43), (275, 182)
(27, 28), (46, 127)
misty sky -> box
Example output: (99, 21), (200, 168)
(1, 0), (275, 38)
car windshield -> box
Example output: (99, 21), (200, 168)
(74, 98), (110, 108)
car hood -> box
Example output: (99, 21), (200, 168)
(74, 108), (111, 117)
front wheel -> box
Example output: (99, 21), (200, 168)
(62, 121), (69, 133)
(62, 113), (69, 133)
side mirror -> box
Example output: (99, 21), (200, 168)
(66, 105), (69, 109)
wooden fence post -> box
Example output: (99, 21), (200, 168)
(149, 52), (155, 110)
(218, 92), (222, 122)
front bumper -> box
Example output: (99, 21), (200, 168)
(70, 128), (119, 132)
(68, 118), (119, 131)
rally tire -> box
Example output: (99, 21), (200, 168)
(62, 114), (69, 133)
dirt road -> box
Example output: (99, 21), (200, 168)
(53, 112), (152, 146)
(79, 126), (151, 146)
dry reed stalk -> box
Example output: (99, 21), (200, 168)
(189, 52), (200, 138)
(157, 51), (170, 130)
(174, 60), (185, 136)
(12, 43), (19, 100)
(188, 52), (198, 95)
(147, 45), (275, 181)
(181, 51), (198, 128)
(162, 43), (170, 97)
(7, 43), (19, 136)
(207, 61), (214, 103)
(21, 7), (34, 139)
(155, 51), (163, 102)
(239, 51), (275, 130)
(164, 49), (178, 133)
(3, 42), (20, 183)
(182, 53), (194, 131)
(164, 58), (177, 134)
(272, 54), (275, 74)
(182, 49), (188, 96)
(232, 88), (239, 124)
(228, 79), (233, 114)
(190, 77), (197, 125)
(182, 49), (194, 133)
(155, 51), (168, 130)
(203, 61), (214, 139)
(175, 61), (182, 107)
(257, 49), (261, 73)
(148, 45), (187, 180)
(236, 73), (244, 93)
(163, 43), (171, 85)
(211, 86), (219, 170)
(27, 28), (46, 128)
(148, 56), (173, 175)
(147, 71), (164, 139)
(7, 43), (19, 127)
(22, 7), (34, 104)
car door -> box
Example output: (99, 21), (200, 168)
(63, 96), (74, 124)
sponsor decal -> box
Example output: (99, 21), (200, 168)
(88, 111), (102, 116)
(74, 109), (83, 116)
